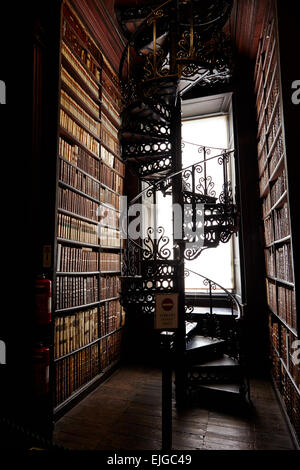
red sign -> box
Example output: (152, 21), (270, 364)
(162, 298), (174, 311)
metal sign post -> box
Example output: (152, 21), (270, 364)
(155, 293), (179, 451)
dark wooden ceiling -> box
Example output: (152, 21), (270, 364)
(71, 0), (270, 72)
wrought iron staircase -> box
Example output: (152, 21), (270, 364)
(114, 0), (249, 405)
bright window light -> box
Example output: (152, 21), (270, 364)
(182, 115), (234, 292)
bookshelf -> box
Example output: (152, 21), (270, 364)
(254, 0), (299, 442)
(53, 1), (125, 415)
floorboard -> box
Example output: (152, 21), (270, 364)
(53, 364), (296, 451)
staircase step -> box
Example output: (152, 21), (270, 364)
(121, 132), (166, 143)
(122, 102), (170, 124)
(192, 355), (239, 369)
(186, 335), (224, 352)
(197, 383), (241, 395)
(192, 307), (236, 316)
(183, 191), (217, 204)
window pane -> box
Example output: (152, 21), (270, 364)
(182, 115), (234, 291)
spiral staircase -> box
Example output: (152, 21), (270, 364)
(115, 0), (250, 405)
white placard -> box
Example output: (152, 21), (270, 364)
(155, 293), (179, 330)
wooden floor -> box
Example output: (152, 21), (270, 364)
(53, 364), (296, 451)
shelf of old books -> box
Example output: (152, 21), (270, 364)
(254, 0), (299, 442)
(53, 1), (125, 414)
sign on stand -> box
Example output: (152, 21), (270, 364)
(155, 293), (179, 330)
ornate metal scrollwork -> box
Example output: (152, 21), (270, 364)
(122, 239), (142, 277)
(196, 175), (216, 198)
(138, 156), (173, 178)
(143, 226), (172, 260)
(123, 139), (172, 160)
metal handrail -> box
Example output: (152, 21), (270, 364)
(129, 147), (234, 205)
(184, 267), (242, 320)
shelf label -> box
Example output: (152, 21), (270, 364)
(155, 293), (178, 330)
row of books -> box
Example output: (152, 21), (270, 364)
(57, 213), (98, 245)
(58, 187), (99, 222)
(102, 87), (121, 126)
(287, 336), (300, 391)
(61, 66), (99, 118)
(270, 170), (286, 207)
(102, 67), (122, 114)
(280, 327), (290, 365)
(54, 2), (124, 411)
(266, 100), (281, 150)
(59, 137), (100, 180)
(100, 252), (121, 272)
(277, 285), (297, 330)
(258, 147), (267, 176)
(274, 202), (290, 240)
(271, 353), (300, 442)
(101, 162), (124, 194)
(263, 24), (275, 72)
(100, 276), (120, 300)
(282, 329), (300, 388)
(99, 331), (122, 371)
(264, 215), (273, 246)
(259, 168), (268, 195)
(61, 89), (100, 136)
(269, 315), (280, 351)
(99, 205), (120, 229)
(262, 192), (271, 219)
(54, 307), (98, 359)
(101, 146), (125, 177)
(61, 42), (99, 98)
(265, 42), (277, 92)
(257, 126), (265, 160)
(57, 244), (99, 273)
(63, 19), (101, 83)
(275, 243), (293, 282)
(56, 330), (122, 406)
(101, 125), (120, 157)
(268, 128), (284, 175)
(56, 275), (98, 310)
(265, 70), (280, 124)
(63, 2), (102, 74)
(100, 187), (121, 211)
(59, 159), (100, 201)
(60, 109), (100, 156)
(266, 279), (296, 329)
(266, 279), (276, 312)
(102, 113), (118, 140)
(265, 248), (275, 277)
(55, 343), (99, 406)
(255, 8), (300, 445)
(100, 302), (121, 337)
(99, 226), (122, 248)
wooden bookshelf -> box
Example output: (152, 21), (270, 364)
(52, 0), (125, 415)
(254, 0), (299, 443)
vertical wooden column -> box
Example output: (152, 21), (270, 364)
(171, 98), (187, 404)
